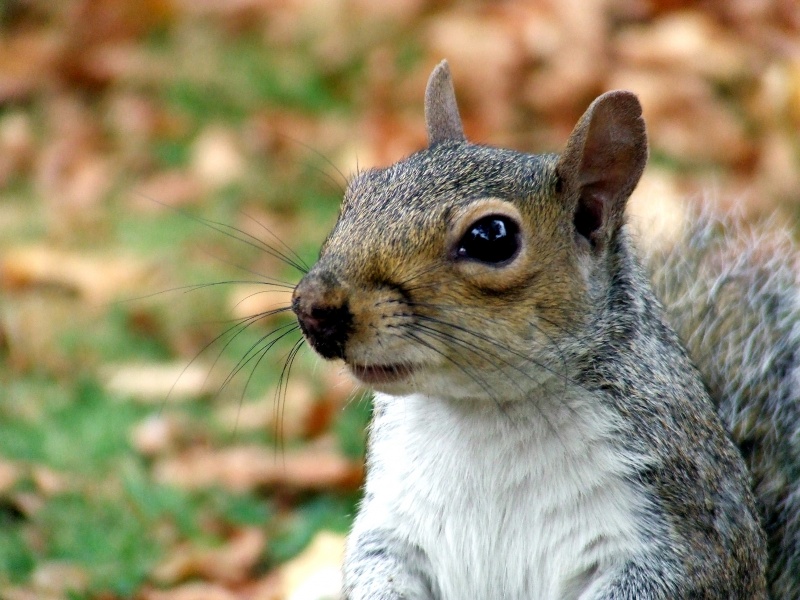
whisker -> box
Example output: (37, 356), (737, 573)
(199, 217), (309, 274)
(411, 308), (577, 393)
(277, 133), (349, 191)
(405, 325), (573, 451)
(117, 279), (295, 305)
(399, 330), (507, 414)
(219, 323), (300, 394)
(240, 210), (311, 273)
(161, 306), (287, 410)
(132, 192), (308, 274)
(274, 338), (306, 453)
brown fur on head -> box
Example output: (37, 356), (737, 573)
(292, 60), (648, 401)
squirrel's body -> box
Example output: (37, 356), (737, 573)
(290, 62), (793, 598)
(360, 389), (642, 599)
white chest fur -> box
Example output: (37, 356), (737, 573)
(359, 390), (647, 600)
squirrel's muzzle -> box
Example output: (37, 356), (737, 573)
(292, 271), (353, 360)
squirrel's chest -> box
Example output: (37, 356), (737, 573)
(367, 392), (645, 600)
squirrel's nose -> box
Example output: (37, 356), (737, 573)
(292, 273), (353, 360)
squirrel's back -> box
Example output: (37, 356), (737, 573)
(644, 213), (800, 598)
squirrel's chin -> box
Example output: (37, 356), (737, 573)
(348, 363), (416, 388)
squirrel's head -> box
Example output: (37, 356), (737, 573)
(292, 61), (647, 402)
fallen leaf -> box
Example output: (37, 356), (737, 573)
(191, 125), (246, 189)
(30, 561), (90, 595)
(153, 528), (266, 585)
(0, 31), (61, 102)
(140, 582), (239, 600)
(134, 170), (206, 210)
(0, 246), (151, 304)
(130, 414), (186, 456)
(102, 362), (215, 402)
(281, 531), (345, 600)
(153, 441), (362, 492)
(0, 460), (20, 494)
(216, 379), (329, 440)
(615, 11), (753, 81)
(31, 466), (70, 497)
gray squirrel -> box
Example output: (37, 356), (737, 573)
(291, 60), (800, 598)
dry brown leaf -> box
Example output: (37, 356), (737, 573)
(134, 170), (206, 210)
(140, 582), (239, 600)
(153, 441), (362, 492)
(425, 10), (520, 133)
(153, 528), (266, 585)
(0, 111), (35, 185)
(31, 466), (70, 497)
(0, 588), (61, 600)
(191, 126), (246, 189)
(0, 245), (151, 304)
(216, 378), (332, 440)
(10, 492), (45, 518)
(752, 130), (800, 210)
(57, 0), (175, 88)
(615, 12), (753, 81)
(0, 31), (61, 102)
(280, 531), (345, 600)
(521, 0), (608, 121)
(102, 362), (215, 402)
(131, 414), (186, 456)
(30, 561), (90, 595)
(236, 571), (284, 600)
(0, 460), (20, 494)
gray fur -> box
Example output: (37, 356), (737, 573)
(645, 213), (800, 599)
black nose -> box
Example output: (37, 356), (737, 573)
(292, 276), (353, 360)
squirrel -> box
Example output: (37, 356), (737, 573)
(290, 60), (800, 598)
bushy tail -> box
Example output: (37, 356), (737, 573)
(642, 211), (800, 599)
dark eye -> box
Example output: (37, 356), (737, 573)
(456, 215), (520, 264)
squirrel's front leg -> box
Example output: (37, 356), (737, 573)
(579, 560), (684, 600)
(343, 528), (436, 600)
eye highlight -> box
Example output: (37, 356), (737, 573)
(456, 215), (521, 265)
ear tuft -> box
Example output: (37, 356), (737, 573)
(556, 90), (648, 251)
(424, 60), (466, 145)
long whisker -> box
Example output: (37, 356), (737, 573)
(161, 305), (291, 410)
(132, 192), (309, 274)
(412, 323), (531, 394)
(399, 330), (507, 414)
(405, 324), (574, 450)
(410, 308), (578, 394)
(277, 133), (350, 191)
(240, 210), (311, 273)
(274, 337), (306, 452)
(199, 217), (309, 274)
(117, 280), (296, 306)
(220, 323), (300, 394)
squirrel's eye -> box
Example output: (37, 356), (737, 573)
(456, 215), (520, 264)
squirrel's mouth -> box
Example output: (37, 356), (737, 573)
(349, 363), (416, 386)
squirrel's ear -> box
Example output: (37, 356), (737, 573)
(556, 90), (647, 251)
(424, 60), (466, 145)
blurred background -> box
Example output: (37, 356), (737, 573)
(0, 1), (799, 598)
